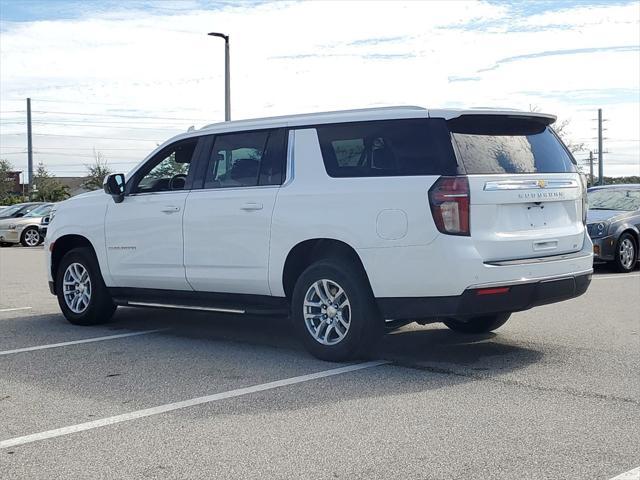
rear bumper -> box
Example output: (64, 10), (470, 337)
(377, 272), (592, 320)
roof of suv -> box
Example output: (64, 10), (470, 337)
(198, 106), (556, 135)
(128, 106), (558, 176)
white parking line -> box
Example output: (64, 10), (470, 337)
(0, 307), (33, 313)
(609, 466), (640, 480)
(593, 273), (640, 280)
(0, 329), (168, 356)
(0, 360), (389, 449)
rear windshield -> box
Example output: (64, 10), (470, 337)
(448, 115), (576, 174)
(316, 119), (457, 177)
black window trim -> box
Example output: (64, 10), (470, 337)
(312, 118), (459, 179)
(125, 136), (204, 196)
(192, 126), (289, 192)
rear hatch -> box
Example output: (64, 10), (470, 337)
(448, 114), (585, 262)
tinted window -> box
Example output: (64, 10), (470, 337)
(204, 129), (285, 188)
(25, 204), (53, 217)
(133, 138), (197, 193)
(316, 119), (457, 178)
(588, 189), (640, 211)
(448, 115), (576, 174)
(0, 204), (27, 217)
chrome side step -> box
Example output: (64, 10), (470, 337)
(126, 301), (245, 315)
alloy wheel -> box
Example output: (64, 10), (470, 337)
(63, 262), (92, 314)
(303, 279), (351, 346)
(24, 229), (40, 246)
(619, 238), (635, 270)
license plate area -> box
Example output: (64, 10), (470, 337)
(525, 204), (547, 229)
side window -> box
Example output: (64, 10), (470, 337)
(316, 119), (457, 177)
(132, 138), (198, 194)
(204, 129), (286, 188)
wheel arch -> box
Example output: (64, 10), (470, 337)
(20, 224), (42, 245)
(50, 234), (98, 292)
(281, 238), (372, 299)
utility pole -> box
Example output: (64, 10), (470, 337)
(589, 150), (594, 187)
(597, 108), (603, 185)
(26, 98), (33, 196)
(207, 32), (231, 121)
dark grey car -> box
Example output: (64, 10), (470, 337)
(587, 184), (640, 272)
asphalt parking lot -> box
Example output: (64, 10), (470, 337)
(0, 246), (638, 480)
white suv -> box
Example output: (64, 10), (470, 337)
(45, 106), (593, 361)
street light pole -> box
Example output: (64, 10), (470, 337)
(208, 32), (230, 121)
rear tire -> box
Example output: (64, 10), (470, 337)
(0, 242), (12, 247)
(20, 227), (41, 247)
(56, 247), (116, 326)
(443, 313), (511, 334)
(612, 233), (637, 273)
(291, 258), (381, 362)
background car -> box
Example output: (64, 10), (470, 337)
(0, 203), (55, 247)
(39, 210), (53, 240)
(587, 184), (640, 272)
(0, 202), (46, 220)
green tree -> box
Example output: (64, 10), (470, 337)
(82, 150), (113, 191)
(32, 162), (69, 202)
(0, 158), (15, 202)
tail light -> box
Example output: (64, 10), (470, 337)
(579, 174), (588, 225)
(428, 176), (470, 236)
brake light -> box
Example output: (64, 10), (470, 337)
(428, 176), (470, 236)
(579, 174), (588, 225)
(476, 287), (510, 296)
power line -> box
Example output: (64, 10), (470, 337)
(27, 110), (211, 122)
(4, 98), (215, 113)
(2, 146), (150, 151)
(2, 133), (160, 142)
(1, 121), (184, 131)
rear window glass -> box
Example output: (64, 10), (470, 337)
(316, 119), (457, 177)
(448, 115), (576, 174)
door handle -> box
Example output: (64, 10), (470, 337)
(161, 206), (181, 214)
(241, 202), (263, 211)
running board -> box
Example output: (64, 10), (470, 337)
(126, 301), (245, 315)
(109, 287), (289, 316)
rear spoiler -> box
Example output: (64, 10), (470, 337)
(429, 108), (556, 125)
(446, 114), (556, 135)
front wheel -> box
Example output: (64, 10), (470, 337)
(20, 227), (41, 247)
(291, 258), (381, 362)
(613, 233), (637, 273)
(56, 247), (116, 326)
(443, 313), (511, 334)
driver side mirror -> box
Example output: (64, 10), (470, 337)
(104, 173), (126, 203)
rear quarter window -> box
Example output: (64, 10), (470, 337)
(316, 119), (457, 178)
(448, 115), (577, 174)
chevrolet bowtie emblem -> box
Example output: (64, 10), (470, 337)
(536, 180), (546, 188)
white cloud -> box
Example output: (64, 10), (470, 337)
(0, 0), (638, 177)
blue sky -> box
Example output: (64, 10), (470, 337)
(0, 0), (638, 177)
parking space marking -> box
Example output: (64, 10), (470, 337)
(609, 466), (640, 480)
(0, 360), (389, 449)
(0, 329), (168, 356)
(0, 307), (33, 313)
(593, 273), (640, 280)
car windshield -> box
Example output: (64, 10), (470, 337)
(0, 204), (27, 216)
(588, 189), (640, 211)
(24, 204), (53, 217)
